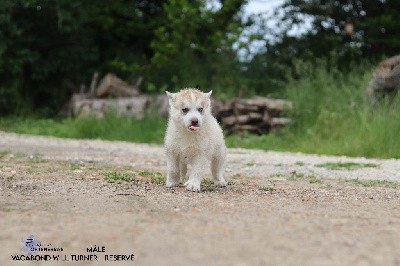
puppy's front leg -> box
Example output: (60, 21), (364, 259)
(179, 160), (187, 184)
(166, 152), (180, 188)
(185, 157), (207, 192)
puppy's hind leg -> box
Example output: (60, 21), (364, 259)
(166, 152), (181, 188)
(211, 155), (227, 187)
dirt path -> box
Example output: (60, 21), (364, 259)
(1, 132), (400, 266)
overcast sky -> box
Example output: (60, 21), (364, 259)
(244, 0), (285, 16)
(237, 0), (286, 58)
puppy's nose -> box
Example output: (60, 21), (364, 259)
(191, 119), (199, 126)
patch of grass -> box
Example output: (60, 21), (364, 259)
(295, 161), (305, 166)
(138, 171), (165, 185)
(348, 178), (399, 188)
(287, 171), (320, 183)
(288, 171), (305, 180)
(227, 180), (236, 186)
(104, 172), (134, 183)
(200, 179), (231, 192)
(29, 154), (47, 163)
(259, 184), (276, 192)
(231, 173), (241, 179)
(201, 179), (215, 192)
(315, 162), (379, 170)
(6, 172), (16, 181)
(308, 175), (321, 184)
(0, 151), (9, 159)
(70, 161), (81, 170)
(201, 179), (214, 186)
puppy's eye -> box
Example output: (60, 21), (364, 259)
(182, 108), (189, 114)
(198, 107), (203, 113)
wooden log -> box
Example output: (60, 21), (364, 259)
(72, 96), (151, 119)
(212, 99), (234, 118)
(154, 94), (169, 117)
(237, 97), (292, 111)
(262, 112), (271, 123)
(89, 72), (99, 96)
(116, 96), (150, 119)
(235, 102), (259, 113)
(236, 115), (249, 124)
(221, 112), (263, 127)
(96, 73), (140, 98)
(365, 54), (400, 104)
(222, 116), (236, 126)
(234, 124), (262, 134)
(270, 117), (292, 126)
(248, 112), (263, 121)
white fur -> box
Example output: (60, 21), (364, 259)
(164, 89), (227, 192)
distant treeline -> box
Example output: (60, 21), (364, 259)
(0, 0), (399, 116)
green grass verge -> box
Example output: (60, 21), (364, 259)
(315, 162), (379, 170)
(0, 112), (166, 144)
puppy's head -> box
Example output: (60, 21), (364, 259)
(166, 88), (212, 132)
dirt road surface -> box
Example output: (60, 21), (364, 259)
(1, 132), (400, 266)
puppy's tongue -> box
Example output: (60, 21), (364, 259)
(188, 125), (200, 131)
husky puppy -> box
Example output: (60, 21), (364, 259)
(164, 88), (227, 192)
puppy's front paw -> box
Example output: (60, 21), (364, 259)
(184, 179), (201, 192)
(216, 179), (227, 187)
(166, 179), (180, 188)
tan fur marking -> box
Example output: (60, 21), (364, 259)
(172, 88), (209, 109)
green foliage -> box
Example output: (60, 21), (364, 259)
(226, 60), (400, 159)
(257, 0), (400, 88)
(1, 0), (400, 117)
(0, 0), (252, 115)
(150, 0), (248, 95)
(2, 58), (400, 159)
(278, 0), (400, 58)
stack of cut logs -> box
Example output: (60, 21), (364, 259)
(67, 72), (292, 134)
(212, 97), (292, 135)
(67, 72), (148, 119)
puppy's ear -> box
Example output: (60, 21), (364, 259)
(166, 91), (176, 103)
(205, 90), (212, 99)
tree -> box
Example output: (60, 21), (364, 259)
(245, 0), (400, 92)
(0, 0), (167, 115)
(150, 0), (248, 92)
(270, 0), (400, 61)
(0, 0), (252, 115)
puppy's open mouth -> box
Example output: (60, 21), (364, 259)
(188, 125), (200, 131)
